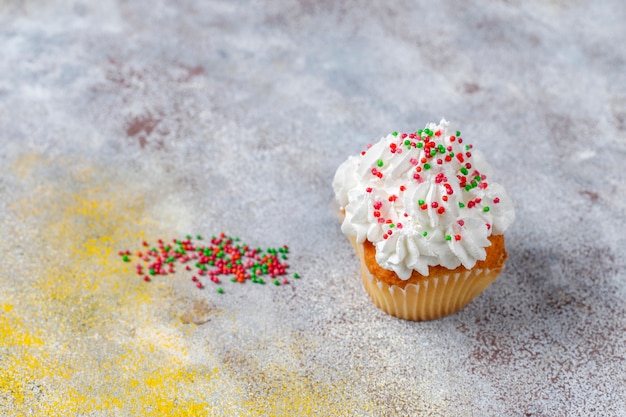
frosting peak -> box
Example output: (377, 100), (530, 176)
(333, 119), (514, 279)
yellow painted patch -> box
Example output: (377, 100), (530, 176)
(1, 153), (375, 416)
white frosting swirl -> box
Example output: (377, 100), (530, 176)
(333, 118), (515, 279)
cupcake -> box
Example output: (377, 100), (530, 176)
(333, 119), (514, 320)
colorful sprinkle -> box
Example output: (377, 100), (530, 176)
(119, 233), (298, 292)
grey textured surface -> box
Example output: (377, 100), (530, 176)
(1, 1), (625, 416)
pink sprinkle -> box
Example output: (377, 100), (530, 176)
(494, 197), (500, 204)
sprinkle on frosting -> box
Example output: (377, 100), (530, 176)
(332, 118), (515, 279)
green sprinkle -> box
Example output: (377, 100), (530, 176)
(217, 288), (224, 294)
(281, 255), (287, 260)
(166, 257), (175, 263)
(466, 145), (471, 150)
(149, 269), (156, 275)
(416, 142), (423, 148)
(471, 180), (478, 188)
(122, 255), (130, 262)
(196, 235), (202, 240)
(392, 131), (398, 136)
(460, 167), (469, 175)
(459, 202), (465, 208)
(483, 206), (490, 212)
(456, 130), (461, 136)
(293, 273), (300, 279)
(231, 277), (237, 282)
(273, 279), (280, 286)
(186, 235), (192, 240)
(423, 231), (428, 237)
(449, 152), (455, 157)
(257, 278), (265, 284)
(417, 129), (423, 135)
(418, 199), (425, 205)
(446, 235), (452, 241)
(465, 184), (472, 191)
(475, 175), (481, 181)
(389, 223), (395, 228)
(377, 159), (383, 167)
(430, 149), (437, 157)
(423, 163), (431, 170)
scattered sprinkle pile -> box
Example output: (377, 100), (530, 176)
(118, 233), (299, 293)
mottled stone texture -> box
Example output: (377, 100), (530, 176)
(0, 1), (625, 416)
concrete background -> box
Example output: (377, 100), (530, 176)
(1, 1), (625, 415)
